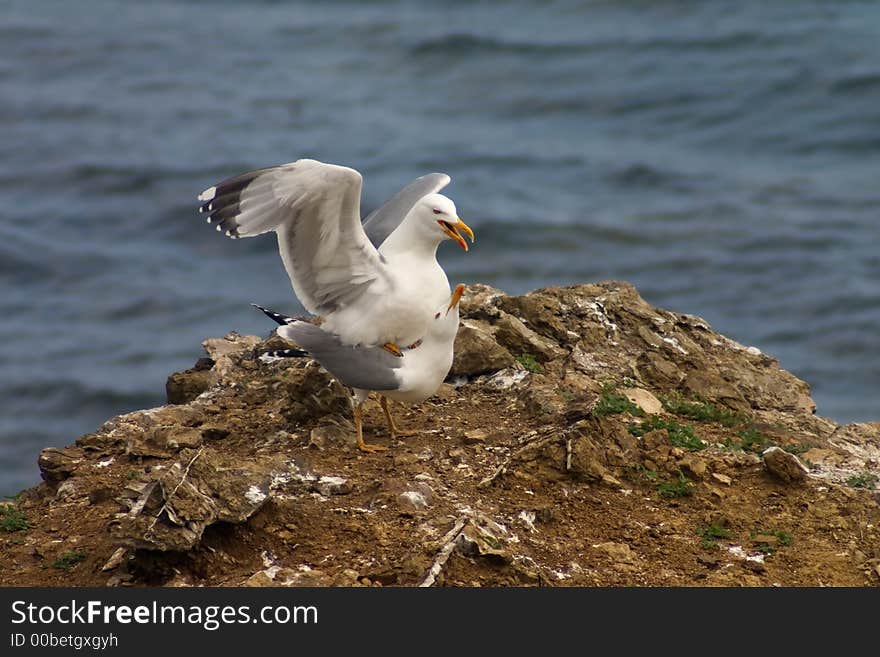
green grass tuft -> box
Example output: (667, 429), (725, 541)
(846, 471), (879, 489)
(737, 427), (772, 453)
(752, 529), (792, 554)
(0, 506), (29, 532)
(593, 384), (645, 417)
(53, 549), (87, 571)
(661, 395), (741, 426)
(557, 388), (575, 402)
(698, 523), (732, 549)
(657, 471), (695, 498)
(629, 416), (705, 451)
(515, 354), (542, 374)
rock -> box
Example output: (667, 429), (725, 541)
(101, 547), (127, 571)
(678, 455), (708, 480)
(463, 429), (488, 445)
(566, 433), (612, 482)
(492, 313), (565, 362)
(697, 553), (720, 568)
(456, 515), (511, 563)
(313, 475), (352, 496)
(620, 388), (663, 415)
(450, 321), (515, 376)
(601, 473), (622, 487)
(333, 569), (361, 587)
(519, 377), (567, 418)
(637, 352), (685, 387)
(243, 571), (276, 587)
(38, 447), (85, 484)
(762, 446), (809, 483)
(683, 371), (748, 411)
(166, 367), (215, 405)
(496, 291), (570, 343)
(278, 567), (331, 587)
(110, 450), (277, 552)
(396, 490), (431, 514)
(88, 487), (116, 505)
(459, 283), (506, 319)
(593, 542), (636, 565)
(280, 365), (351, 423)
(309, 423), (355, 449)
(202, 332), (261, 361)
(200, 426), (230, 442)
(126, 426), (204, 458)
(711, 473), (733, 486)
(55, 480), (79, 501)
(742, 559), (767, 574)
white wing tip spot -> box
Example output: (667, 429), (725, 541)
(198, 186), (216, 202)
(215, 224), (222, 232)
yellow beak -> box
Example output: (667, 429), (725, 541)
(438, 216), (475, 251)
(447, 283), (466, 315)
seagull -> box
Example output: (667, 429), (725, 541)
(198, 159), (473, 357)
(254, 284), (465, 452)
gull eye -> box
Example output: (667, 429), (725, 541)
(432, 208), (442, 215)
(434, 312), (441, 319)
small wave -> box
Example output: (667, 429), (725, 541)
(633, 31), (766, 53)
(0, 24), (55, 40)
(0, 245), (51, 281)
(435, 152), (583, 171)
(410, 33), (601, 57)
(410, 29), (766, 59)
(829, 72), (880, 94)
(605, 163), (692, 190)
(4, 378), (157, 417)
(56, 162), (207, 196)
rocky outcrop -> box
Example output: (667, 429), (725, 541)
(2, 281), (878, 587)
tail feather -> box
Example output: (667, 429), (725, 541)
(251, 303), (296, 326)
(252, 303), (310, 359)
(263, 348), (309, 358)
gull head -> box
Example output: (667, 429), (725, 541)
(415, 194), (475, 251)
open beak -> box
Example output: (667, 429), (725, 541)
(447, 283), (466, 315)
(438, 216), (475, 251)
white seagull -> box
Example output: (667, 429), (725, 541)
(198, 159), (473, 356)
(254, 284), (465, 452)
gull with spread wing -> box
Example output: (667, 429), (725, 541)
(198, 159), (473, 356)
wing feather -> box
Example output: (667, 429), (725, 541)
(200, 159), (389, 315)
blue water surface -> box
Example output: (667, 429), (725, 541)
(2, 0), (878, 495)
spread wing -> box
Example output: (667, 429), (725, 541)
(361, 172), (451, 247)
(199, 159), (390, 316)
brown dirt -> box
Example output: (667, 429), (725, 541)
(1, 281), (878, 587)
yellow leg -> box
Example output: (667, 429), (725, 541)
(380, 396), (419, 439)
(382, 342), (404, 357)
(355, 402), (387, 453)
